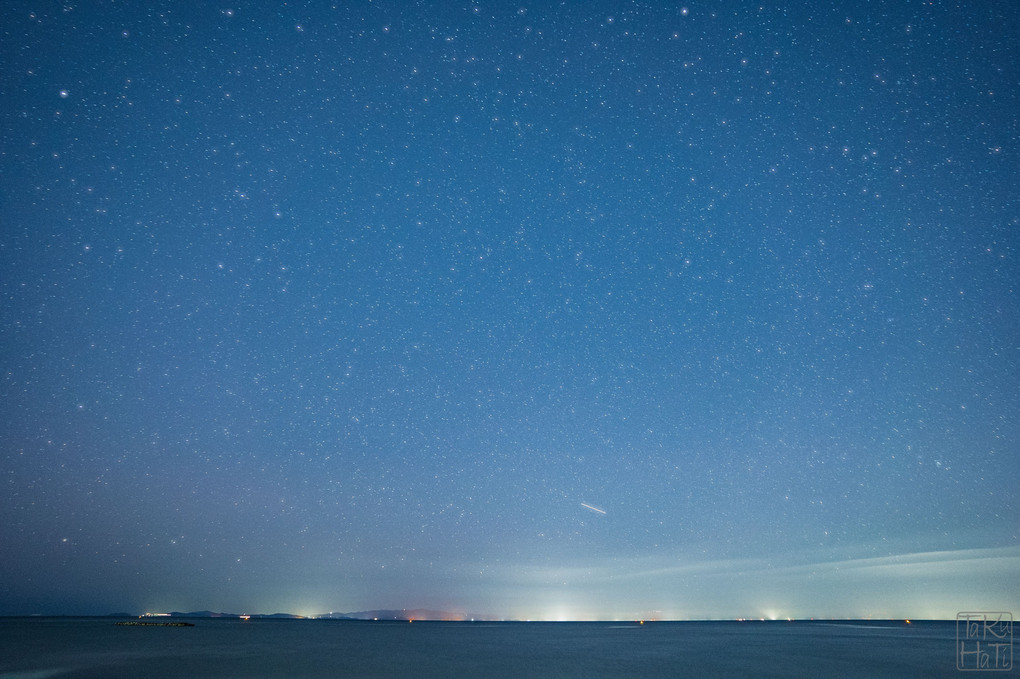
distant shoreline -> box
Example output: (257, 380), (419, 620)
(1, 615), (948, 625)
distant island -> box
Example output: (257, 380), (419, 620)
(121, 609), (501, 621)
(130, 611), (308, 620)
(115, 620), (194, 627)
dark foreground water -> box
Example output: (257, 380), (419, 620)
(0, 617), (973, 678)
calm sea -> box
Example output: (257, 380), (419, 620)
(0, 617), (971, 678)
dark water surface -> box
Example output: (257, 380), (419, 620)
(0, 617), (967, 678)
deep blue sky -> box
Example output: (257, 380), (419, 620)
(2, 1), (1017, 619)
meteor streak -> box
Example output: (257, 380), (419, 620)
(580, 502), (607, 515)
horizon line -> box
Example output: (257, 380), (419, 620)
(2, 612), (963, 623)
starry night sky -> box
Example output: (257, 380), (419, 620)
(2, 2), (1017, 620)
